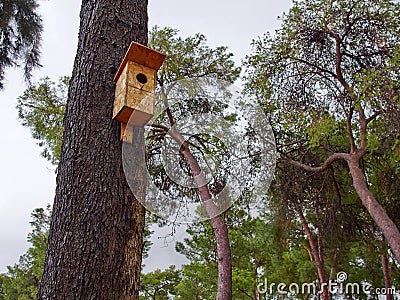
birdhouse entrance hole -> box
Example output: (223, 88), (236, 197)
(136, 73), (148, 84)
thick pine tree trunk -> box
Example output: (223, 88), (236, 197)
(37, 1), (148, 299)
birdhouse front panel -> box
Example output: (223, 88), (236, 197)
(126, 61), (156, 93)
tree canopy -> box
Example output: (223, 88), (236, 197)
(244, 0), (400, 264)
(0, 206), (51, 300)
(17, 76), (68, 164)
(0, 0), (43, 89)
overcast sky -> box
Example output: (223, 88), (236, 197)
(0, 0), (292, 273)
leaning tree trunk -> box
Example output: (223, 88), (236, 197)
(176, 135), (232, 300)
(160, 90), (232, 299)
(181, 148), (232, 300)
(381, 253), (394, 300)
(294, 203), (330, 300)
(37, 1), (148, 299)
(347, 158), (400, 264)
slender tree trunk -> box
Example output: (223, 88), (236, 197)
(180, 144), (232, 300)
(294, 203), (329, 300)
(347, 158), (400, 263)
(381, 253), (394, 300)
(37, 1), (148, 299)
(315, 203), (325, 272)
(169, 128), (232, 300)
(329, 248), (339, 281)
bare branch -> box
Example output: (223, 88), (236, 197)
(333, 36), (354, 99)
(276, 138), (307, 149)
(160, 84), (175, 127)
(289, 57), (338, 80)
(282, 152), (350, 172)
(148, 122), (169, 132)
(366, 110), (382, 124)
(146, 132), (167, 140)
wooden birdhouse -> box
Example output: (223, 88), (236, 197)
(113, 42), (166, 141)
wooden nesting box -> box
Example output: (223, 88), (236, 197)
(113, 42), (166, 128)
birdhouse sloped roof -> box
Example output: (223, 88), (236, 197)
(114, 42), (166, 82)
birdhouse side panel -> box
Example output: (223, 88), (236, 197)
(113, 87), (128, 120)
(115, 63), (128, 96)
(113, 63), (129, 120)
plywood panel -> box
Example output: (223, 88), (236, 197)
(114, 42), (166, 82)
(126, 61), (156, 93)
(113, 86), (155, 125)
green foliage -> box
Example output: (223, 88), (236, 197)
(141, 204), (400, 299)
(145, 26), (243, 220)
(0, 0), (43, 89)
(174, 209), (288, 299)
(142, 217), (155, 263)
(149, 26), (240, 86)
(0, 205), (51, 300)
(176, 262), (217, 300)
(139, 266), (181, 300)
(244, 1), (400, 290)
(17, 76), (68, 165)
(244, 0), (400, 154)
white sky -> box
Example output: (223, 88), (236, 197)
(0, 0), (292, 273)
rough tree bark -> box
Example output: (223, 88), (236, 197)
(37, 1), (148, 299)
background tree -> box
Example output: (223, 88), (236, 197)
(145, 26), (240, 299)
(0, 0), (43, 89)
(244, 0), (400, 263)
(268, 160), (398, 299)
(0, 206), (51, 300)
(37, 0), (148, 298)
(17, 77), (68, 164)
(139, 266), (181, 300)
(172, 209), (277, 300)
